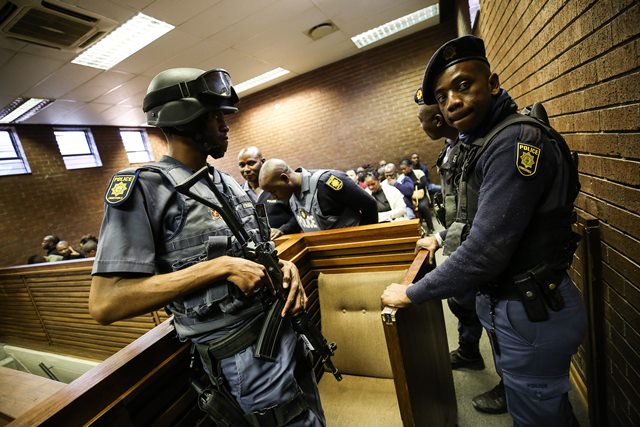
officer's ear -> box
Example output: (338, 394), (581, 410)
(489, 72), (500, 96)
(434, 113), (445, 129)
(279, 172), (290, 184)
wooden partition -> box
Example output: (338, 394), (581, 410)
(6, 220), (457, 426)
(0, 260), (168, 360)
(382, 251), (457, 427)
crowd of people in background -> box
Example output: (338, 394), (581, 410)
(27, 234), (98, 264)
(344, 152), (441, 232)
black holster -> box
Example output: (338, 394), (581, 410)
(512, 263), (565, 322)
(191, 376), (251, 427)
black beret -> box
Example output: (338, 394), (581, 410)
(414, 87), (424, 105)
(422, 35), (490, 105)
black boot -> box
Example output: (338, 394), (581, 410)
(449, 347), (485, 370)
(472, 380), (507, 414)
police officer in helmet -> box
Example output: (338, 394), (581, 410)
(90, 67), (325, 426)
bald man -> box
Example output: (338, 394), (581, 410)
(238, 146), (299, 239)
(259, 159), (377, 232)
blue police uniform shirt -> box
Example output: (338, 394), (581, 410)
(293, 168), (378, 230)
(242, 182), (300, 234)
(407, 90), (559, 303)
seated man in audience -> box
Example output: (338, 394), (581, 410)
(410, 152), (441, 197)
(41, 235), (60, 257)
(80, 239), (98, 258)
(80, 234), (99, 257)
(259, 158), (377, 232)
(56, 240), (84, 260)
(400, 158), (434, 232)
(238, 146), (300, 239)
(364, 172), (408, 222)
(383, 163), (416, 220)
(355, 167), (368, 190)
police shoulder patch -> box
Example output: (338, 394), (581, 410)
(325, 175), (343, 191)
(516, 141), (541, 177)
(105, 172), (139, 206)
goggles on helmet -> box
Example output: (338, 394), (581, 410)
(143, 69), (238, 113)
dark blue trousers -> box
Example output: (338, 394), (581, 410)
(476, 275), (586, 427)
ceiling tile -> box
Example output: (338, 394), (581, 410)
(63, 70), (136, 102)
(56, 102), (113, 126)
(22, 100), (84, 124)
(0, 49), (14, 69)
(25, 64), (102, 99)
(143, 0), (221, 26)
(111, 29), (201, 75)
(210, 0), (318, 48)
(92, 75), (148, 104)
(0, 53), (65, 98)
(179, 0), (280, 40)
(75, 0), (137, 22)
(142, 38), (228, 78)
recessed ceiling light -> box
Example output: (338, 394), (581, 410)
(351, 4), (439, 49)
(234, 68), (291, 94)
(0, 98), (54, 123)
(72, 13), (174, 70)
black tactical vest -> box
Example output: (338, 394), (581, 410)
(290, 168), (361, 232)
(436, 139), (464, 231)
(442, 114), (580, 274)
(137, 160), (267, 340)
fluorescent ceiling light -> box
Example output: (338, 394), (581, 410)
(235, 68), (291, 93)
(0, 98), (54, 123)
(351, 4), (439, 49)
(72, 13), (174, 70)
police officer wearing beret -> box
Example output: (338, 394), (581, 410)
(89, 68), (325, 426)
(258, 158), (378, 232)
(382, 36), (586, 426)
(414, 85), (508, 413)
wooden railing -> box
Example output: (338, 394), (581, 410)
(4, 220), (460, 426)
(0, 260), (168, 360)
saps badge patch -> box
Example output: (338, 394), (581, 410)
(325, 175), (343, 191)
(516, 142), (541, 177)
(105, 173), (138, 206)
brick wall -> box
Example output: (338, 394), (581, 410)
(0, 126), (167, 267)
(477, 1), (639, 425)
(1, 23), (455, 268)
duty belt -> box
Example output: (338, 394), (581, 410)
(481, 263), (566, 322)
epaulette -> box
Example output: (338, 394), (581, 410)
(324, 174), (344, 191)
(104, 168), (140, 206)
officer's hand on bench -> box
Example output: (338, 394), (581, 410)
(381, 283), (412, 308)
(415, 235), (440, 265)
(222, 256), (267, 296)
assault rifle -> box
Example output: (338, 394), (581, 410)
(175, 165), (342, 381)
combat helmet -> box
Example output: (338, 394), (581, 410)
(143, 68), (239, 127)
